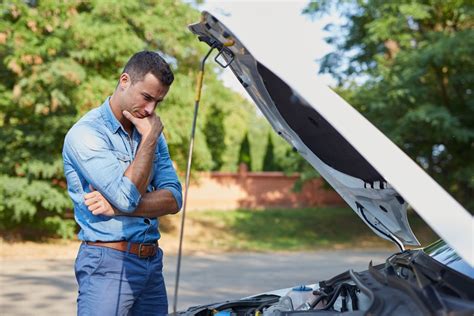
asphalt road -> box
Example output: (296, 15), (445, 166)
(0, 249), (391, 315)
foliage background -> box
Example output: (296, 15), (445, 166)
(0, 0), (296, 238)
(1, 0), (471, 239)
(304, 0), (473, 211)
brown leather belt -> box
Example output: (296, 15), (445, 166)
(86, 241), (159, 259)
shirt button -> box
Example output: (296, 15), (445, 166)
(144, 218), (151, 224)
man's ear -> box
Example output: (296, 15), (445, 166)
(119, 73), (131, 90)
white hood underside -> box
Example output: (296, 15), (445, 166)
(188, 11), (473, 266)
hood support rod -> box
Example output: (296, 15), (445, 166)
(172, 44), (216, 315)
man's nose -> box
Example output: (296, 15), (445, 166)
(145, 102), (155, 115)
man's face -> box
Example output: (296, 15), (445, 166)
(120, 72), (169, 118)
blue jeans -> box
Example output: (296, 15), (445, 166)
(75, 242), (168, 315)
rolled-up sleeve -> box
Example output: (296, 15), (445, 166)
(63, 125), (141, 213)
(152, 135), (183, 210)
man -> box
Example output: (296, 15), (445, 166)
(62, 51), (182, 315)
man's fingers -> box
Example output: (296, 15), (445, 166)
(87, 201), (101, 211)
(84, 197), (96, 206)
(84, 194), (101, 207)
(155, 116), (164, 130)
(84, 193), (99, 206)
(85, 196), (114, 216)
(123, 110), (136, 123)
(91, 205), (115, 216)
(83, 184), (113, 216)
(84, 191), (96, 200)
(91, 207), (104, 215)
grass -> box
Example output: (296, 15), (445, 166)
(0, 207), (439, 257)
(162, 207), (439, 252)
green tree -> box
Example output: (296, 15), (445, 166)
(304, 0), (473, 210)
(262, 133), (278, 171)
(204, 104), (226, 170)
(238, 132), (252, 171)
(0, 0), (260, 238)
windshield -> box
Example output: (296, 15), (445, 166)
(424, 240), (474, 278)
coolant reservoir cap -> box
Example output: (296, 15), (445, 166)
(292, 285), (312, 292)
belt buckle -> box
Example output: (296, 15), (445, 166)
(138, 243), (155, 259)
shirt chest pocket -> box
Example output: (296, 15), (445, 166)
(112, 150), (131, 172)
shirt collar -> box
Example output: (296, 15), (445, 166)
(100, 97), (122, 134)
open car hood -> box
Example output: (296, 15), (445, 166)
(188, 11), (473, 265)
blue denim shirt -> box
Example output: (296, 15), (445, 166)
(62, 98), (182, 243)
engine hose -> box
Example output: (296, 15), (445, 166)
(309, 295), (326, 309)
(321, 283), (344, 310)
(340, 286), (348, 312)
(321, 283), (360, 311)
(349, 285), (359, 310)
(252, 297), (280, 315)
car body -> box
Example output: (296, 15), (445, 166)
(178, 11), (474, 316)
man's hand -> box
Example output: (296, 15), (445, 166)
(121, 110), (160, 195)
(123, 110), (163, 139)
(84, 186), (116, 216)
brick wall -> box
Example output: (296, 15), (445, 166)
(185, 164), (344, 211)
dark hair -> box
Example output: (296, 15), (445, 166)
(122, 51), (174, 86)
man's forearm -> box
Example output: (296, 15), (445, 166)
(124, 135), (156, 195)
(115, 189), (179, 218)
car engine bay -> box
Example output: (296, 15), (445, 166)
(178, 249), (474, 316)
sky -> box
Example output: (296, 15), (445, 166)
(196, 0), (338, 98)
